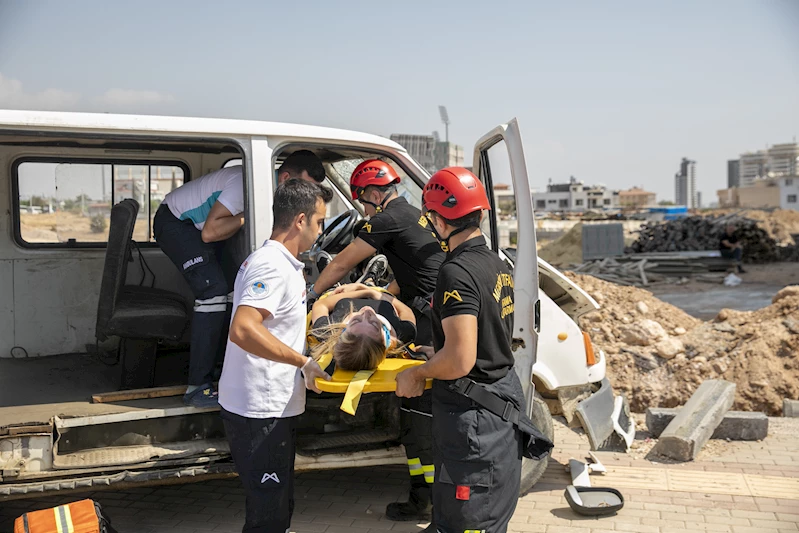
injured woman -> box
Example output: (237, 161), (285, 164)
(309, 283), (417, 371)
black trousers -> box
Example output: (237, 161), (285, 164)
(221, 408), (298, 533)
(153, 204), (233, 386)
(401, 304), (434, 490)
(431, 371), (524, 533)
(721, 247), (743, 262)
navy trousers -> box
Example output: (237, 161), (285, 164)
(153, 204), (233, 386)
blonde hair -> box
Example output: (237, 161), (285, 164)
(310, 313), (407, 371)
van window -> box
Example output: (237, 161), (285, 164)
(15, 160), (186, 246)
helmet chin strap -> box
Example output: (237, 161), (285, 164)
(359, 190), (395, 214)
(428, 218), (474, 253)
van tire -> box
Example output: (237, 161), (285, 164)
(519, 393), (554, 495)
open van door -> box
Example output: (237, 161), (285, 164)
(472, 119), (553, 493)
(472, 118), (539, 406)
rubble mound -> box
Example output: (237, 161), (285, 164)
(627, 215), (780, 262)
(567, 273), (799, 415)
(539, 223), (583, 265)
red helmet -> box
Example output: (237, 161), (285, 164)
(423, 167), (491, 219)
(350, 159), (401, 200)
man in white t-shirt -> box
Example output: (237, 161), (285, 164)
(218, 178), (332, 533)
(153, 150), (326, 407)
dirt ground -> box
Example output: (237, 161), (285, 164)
(20, 212), (152, 243)
(568, 270), (799, 416)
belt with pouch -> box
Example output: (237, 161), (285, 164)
(449, 377), (554, 460)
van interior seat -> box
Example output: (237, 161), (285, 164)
(95, 199), (190, 389)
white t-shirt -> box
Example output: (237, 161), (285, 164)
(163, 166), (244, 230)
(218, 240), (308, 419)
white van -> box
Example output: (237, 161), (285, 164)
(0, 110), (631, 500)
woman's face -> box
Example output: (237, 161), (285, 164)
(345, 307), (392, 344)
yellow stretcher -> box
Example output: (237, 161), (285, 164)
(312, 351), (432, 415)
(308, 291), (432, 414)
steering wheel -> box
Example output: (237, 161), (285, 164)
(310, 209), (360, 256)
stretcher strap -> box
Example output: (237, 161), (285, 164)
(340, 369), (377, 415)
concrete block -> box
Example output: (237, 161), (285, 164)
(652, 380), (736, 461)
(784, 399), (799, 417)
(646, 408), (768, 441)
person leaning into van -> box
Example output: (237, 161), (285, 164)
(309, 159), (445, 522)
(153, 150), (325, 407)
(395, 167), (553, 533)
(217, 179), (332, 533)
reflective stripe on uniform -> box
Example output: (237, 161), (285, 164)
(194, 295), (228, 313)
(407, 457), (423, 476)
(54, 504), (74, 533)
(422, 464), (435, 484)
(464, 530), (485, 533)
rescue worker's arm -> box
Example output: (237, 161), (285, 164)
(312, 238), (376, 294)
(230, 306), (307, 367)
(385, 280), (400, 296)
(201, 201), (244, 243)
(405, 315), (477, 381)
(230, 305), (330, 393)
(311, 285), (414, 322)
(721, 238), (733, 249)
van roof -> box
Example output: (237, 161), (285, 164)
(0, 109), (404, 151)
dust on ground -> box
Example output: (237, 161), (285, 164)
(20, 212), (152, 243)
(569, 272), (799, 416)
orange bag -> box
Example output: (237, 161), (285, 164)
(14, 499), (116, 533)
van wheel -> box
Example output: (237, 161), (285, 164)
(519, 393), (554, 495)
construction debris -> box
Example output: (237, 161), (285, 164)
(568, 272), (799, 415)
(646, 408), (768, 441)
(784, 399), (799, 418)
(627, 214), (782, 263)
(570, 255), (730, 286)
(652, 380), (736, 461)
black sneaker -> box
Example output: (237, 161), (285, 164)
(356, 254), (389, 285)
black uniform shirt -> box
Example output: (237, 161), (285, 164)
(720, 232), (739, 250)
(431, 235), (515, 383)
(357, 196), (445, 303)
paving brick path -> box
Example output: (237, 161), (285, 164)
(3, 417), (798, 533)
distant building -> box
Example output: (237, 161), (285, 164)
(768, 143), (799, 177)
(618, 187), (656, 209)
(727, 159), (740, 188)
(716, 177), (781, 209)
(780, 176), (798, 210)
(434, 141), (464, 170)
(532, 176), (619, 212)
(390, 134), (464, 174)
(389, 134), (436, 173)
(674, 158), (697, 209)
(739, 151), (768, 188)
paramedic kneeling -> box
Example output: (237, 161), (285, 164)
(218, 179), (332, 533)
(396, 167), (530, 533)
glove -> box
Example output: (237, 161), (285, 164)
(301, 356), (331, 394)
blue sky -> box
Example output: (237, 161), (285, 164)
(1, 0), (797, 203)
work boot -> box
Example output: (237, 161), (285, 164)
(356, 254), (389, 285)
(737, 265), (747, 274)
(385, 483), (431, 521)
